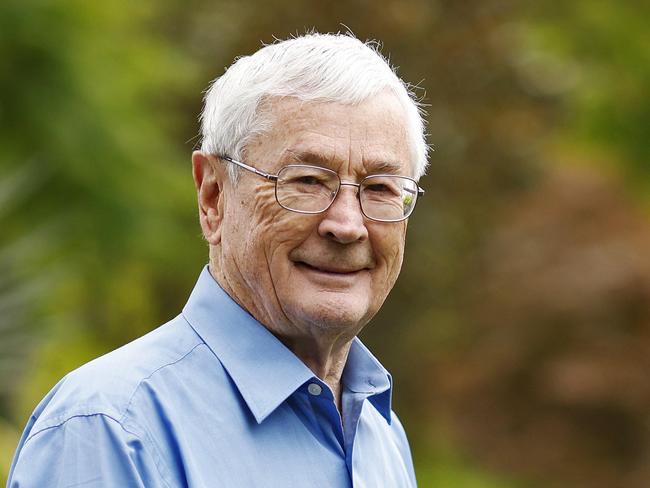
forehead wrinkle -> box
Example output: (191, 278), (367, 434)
(273, 102), (410, 177)
(282, 146), (406, 175)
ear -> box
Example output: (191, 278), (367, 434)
(192, 151), (225, 245)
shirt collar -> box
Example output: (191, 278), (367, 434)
(344, 339), (393, 424)
(182, 266), (394, 424)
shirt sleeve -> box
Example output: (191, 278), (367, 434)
(391, 413), (418, 487)
(7, 413), (170, 488)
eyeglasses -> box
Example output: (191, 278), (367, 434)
(218, 155), (424, 223)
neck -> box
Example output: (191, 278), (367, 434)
(208, 255), (355, 411)
(278, 335), (353, 410)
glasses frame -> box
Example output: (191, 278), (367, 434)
(218, 155), (425, 223)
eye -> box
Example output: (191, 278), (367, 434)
(364, 179), (401, 197)
(365, 183), (390, 193)
(294, 175), (323, 185)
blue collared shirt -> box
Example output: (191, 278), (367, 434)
(8, 267), (416, 487)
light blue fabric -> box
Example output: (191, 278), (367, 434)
(7, 266), (416, 487)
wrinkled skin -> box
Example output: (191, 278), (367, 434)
(192, 91), (411, 398)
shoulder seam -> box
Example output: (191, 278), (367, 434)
(119, 341), (205, 424)
(23, 412), (174, 488)
(25, 411), (122, 443)
(116, 341), (206, 488)
(26, 325), (205, 433)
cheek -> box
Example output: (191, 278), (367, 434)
(373, 225), (407, 287)
(221, 190), (272, 268)
(249, 189), (316, 266)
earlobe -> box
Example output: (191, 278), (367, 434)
(192, 151), (224, 245)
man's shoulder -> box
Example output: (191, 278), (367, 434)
(28, 315), (206, 436)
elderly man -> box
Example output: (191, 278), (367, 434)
(8, 33), (427, 487)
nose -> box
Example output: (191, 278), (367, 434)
(317, 185), (368, 244)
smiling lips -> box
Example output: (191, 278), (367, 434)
(290, 248), (376, 277)
(297, 261), (367, 275)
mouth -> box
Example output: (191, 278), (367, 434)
(295, 261), (366, 275)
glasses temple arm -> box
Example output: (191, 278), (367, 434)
(404, 186), (426, 196)
(219, 156), (278, 181)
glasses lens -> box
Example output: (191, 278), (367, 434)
(276, 165), (339, 213)
(360, 175), (419, 221)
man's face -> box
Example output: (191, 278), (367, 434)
(213, 92), (412, 343)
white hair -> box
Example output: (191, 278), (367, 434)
(199, 33), (428, 180)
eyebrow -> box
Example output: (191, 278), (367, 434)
(366, 160), (404, 174)
(284, 149), (333, 166)
(283, 149), (406, 175)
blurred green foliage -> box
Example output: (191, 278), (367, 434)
(0, 0), (205, 475)
(522, 0), (650, 192)
(1, 0), (648, 487)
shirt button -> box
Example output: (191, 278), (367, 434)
(307, 383), (322, 396)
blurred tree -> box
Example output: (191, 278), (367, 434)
(422, 2), (650, 487)
(439, 165), (650, 488)
(521, 0), (650, 193)
(0, 0), (205, 478)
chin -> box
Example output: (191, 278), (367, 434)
(288, 293), (375, 333)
